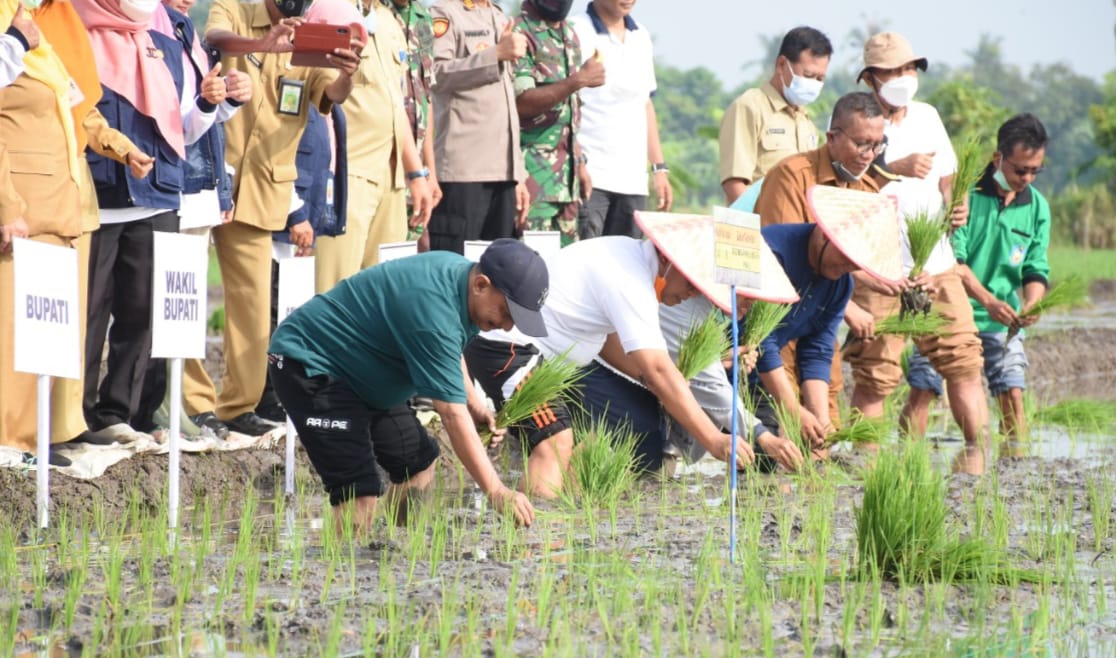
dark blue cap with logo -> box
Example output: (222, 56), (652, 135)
(479, 239), (549, 337)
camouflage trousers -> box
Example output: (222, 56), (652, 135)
(526, 200), (579, 247)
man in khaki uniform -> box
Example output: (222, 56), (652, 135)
(313, 0), (433, 292)
(754, 91), (885, 429)
(428, 0), (528, 255)
(201, 0), (359, 436)
(719, 26), (832, 205)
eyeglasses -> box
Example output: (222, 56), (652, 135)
(1002, 158), (1045, 177)
(832, 127), (886, 156)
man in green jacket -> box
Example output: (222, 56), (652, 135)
(905, 113), (1051, 441)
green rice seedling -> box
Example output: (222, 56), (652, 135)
(1087, 473), (1114, 551)
(856, 443), (1037, 584)
(875, 310), (949, 338)
(905, 210), (951, 280)
(564, 415), (639, 510)
(1008, 275), (1088, 341)
(495, 348), (586, 429)
(1033, 398), (1116, 434)
(826, 413), (890, 446)
(741, 301), (792, 352)
(676, 309), (730, 380)
(947, 133), (990, 220)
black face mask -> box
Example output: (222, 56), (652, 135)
(832, 161), (865, 184)
(533, 0), (575, 21)
(275, 0), (311, 18)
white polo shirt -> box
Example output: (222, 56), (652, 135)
(880, 100), (958, 276)
(488, 236), (668, 367)
(570, 8), (657, 196)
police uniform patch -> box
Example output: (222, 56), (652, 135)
(433, 17), (449, 38)
(1010, 244), (1026, 266)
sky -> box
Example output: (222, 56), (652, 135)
(621, 0), (1115, 89)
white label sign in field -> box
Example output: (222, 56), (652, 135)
(152, 232), (209, 359)
(713, 206), (762, 289)
(522, 231), (561, 262)
(277, 255), (316, 325)
(378, 241), (418, 263)
(13, 238), (80, 379)
(463, 240), (492, 263)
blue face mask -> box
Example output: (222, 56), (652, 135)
(782, 60), (823, 107)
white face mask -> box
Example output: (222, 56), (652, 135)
(118, 0), (160, 23)
(782, 60), (824, 107)
(877, 75), (919, 108)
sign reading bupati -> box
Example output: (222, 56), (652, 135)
(152, 232), (208, 359)
(277, 255), (316, 325)
(13, 239), (80, 379)
(713, 206), (762, 289)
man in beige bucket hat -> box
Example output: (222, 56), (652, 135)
(847, 31), (988, 447)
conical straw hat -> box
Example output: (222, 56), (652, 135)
(635, 211), (799, 314)
(806, 186), (903, 283)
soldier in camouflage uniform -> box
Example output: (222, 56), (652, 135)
(512, 0), (604, 245)
(385, 0), (441, 245)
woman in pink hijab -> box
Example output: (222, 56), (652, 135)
(73, 0), (226, 443)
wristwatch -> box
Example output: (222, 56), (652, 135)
(651, 162), (669, 174)
(576, 153), (588, 165)
(405, 167), (430, 181)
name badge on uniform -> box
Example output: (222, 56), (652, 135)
(325, 175), (334, 206)
(247, 53), (263, 69)
(767, 128), (786, 134)
(67, 78), (84, 108)
(278, 78), (305, 116)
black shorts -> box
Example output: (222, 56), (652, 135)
(464, 336), (573, 452)
(268, 354), (440, 506)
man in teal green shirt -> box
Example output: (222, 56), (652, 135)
(269, 239), (549, 532)
(906, 113), (1050, 441)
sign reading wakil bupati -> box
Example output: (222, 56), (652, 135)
(277, 255), (316, 325)
(13, 238), (80, 379)
(152, 232), (209, 359)
(713, 205), (762, 289)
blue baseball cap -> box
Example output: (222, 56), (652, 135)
(479, 239), (549, 337)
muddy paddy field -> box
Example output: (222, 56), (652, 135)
(2, 288), (1116, 657)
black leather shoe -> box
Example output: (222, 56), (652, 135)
(223, 412), (281, 437)
(189, 412), (230, 440)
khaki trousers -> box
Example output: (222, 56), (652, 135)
(208, 220), (273, 420)
(314, 173), (405, 294)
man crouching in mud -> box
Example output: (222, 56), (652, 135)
(268, 239), (549, 533)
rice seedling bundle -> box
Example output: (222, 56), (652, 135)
(947, 133), (990, 221)
(826, 414), (889, 446)
(875, 310), (949, 338)
(741, 301), (792, 351)
(566, 415), (639, 508)
(495, 350), (586, 428)
(1007, 275), (1088, 341)
(856, 443), (1041, 584)
(676, 310), (730, 380)
(1033, 398), (1116, 433)
(905, 210), (952, 280)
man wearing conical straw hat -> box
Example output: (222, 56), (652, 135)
(741, 186), (903, 457)
(753, 91), (884, 430)
(465, 213), (798, 497)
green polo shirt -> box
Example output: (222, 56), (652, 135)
(270, 252), (478, 407)
(951, 167), (1051, 333)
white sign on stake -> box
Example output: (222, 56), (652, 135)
(712, 205), (763, 289)
(378, 240), (418, 263)
(177, 190), (223, 231)
(152, 232), (209, 359)
(522, 231), (561, 262)
(13, 238), (80, 379)
(277, 256), (316, 325)
(463, 240), (492, 263)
